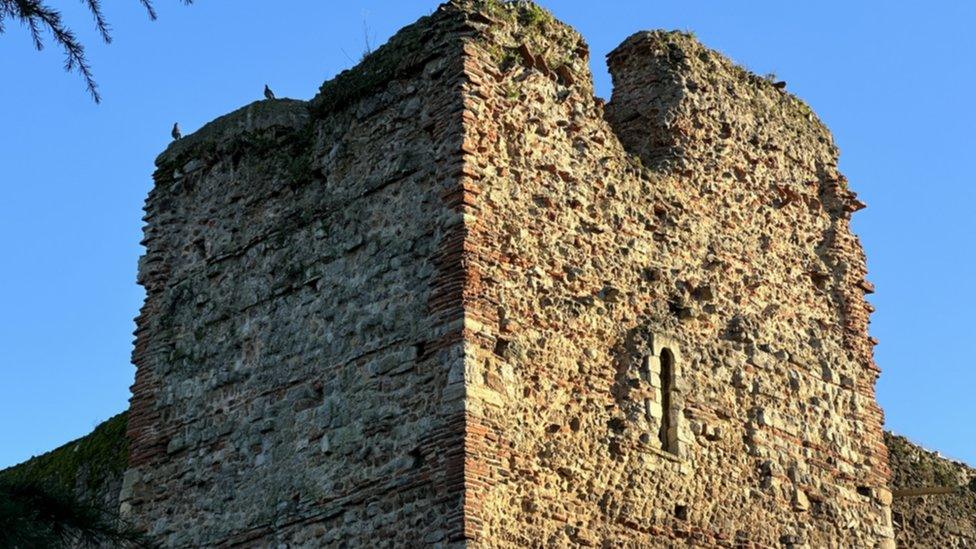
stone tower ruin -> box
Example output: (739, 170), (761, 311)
(120, 1), (894, 546)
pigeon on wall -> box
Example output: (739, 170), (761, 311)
(264, 85), (276, 100)
(172, 123), (181, 141)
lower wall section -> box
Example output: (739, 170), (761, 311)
(887, 432), (976, 547)
(6, 412), (971, 548)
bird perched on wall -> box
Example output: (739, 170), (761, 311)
(171, 123), (181, 141)
(264, 84), (275, 100)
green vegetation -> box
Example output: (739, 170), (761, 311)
(517, 1), (551, 27)
(479, 0), (582, 85)
(222, 125), (316, 189)
(0, 477), (148, 548)
(155, 105), (316, 193)
(886, 433), (962, 488)
(0, 413), (143, 547)
(0, 412), (129, 498)
(502, 82), (520, 100)
(480, 0), (552, 27)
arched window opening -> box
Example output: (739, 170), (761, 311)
(659, 348), (675, 453)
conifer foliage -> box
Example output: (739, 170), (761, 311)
(0, 0), (192, 102)
(0, 478), (149, 548)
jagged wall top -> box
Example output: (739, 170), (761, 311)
(155, 1), (595, 168)
(606, 29), (838, 175)
(156, 1), (841, 178)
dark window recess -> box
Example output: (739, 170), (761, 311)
(674, 504), (688, 520)
(659, 348), (675, 452)
(856, 486), (872, 497)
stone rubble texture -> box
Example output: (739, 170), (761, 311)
(886, 432), (976, 548)
(113, 0), (938, 546)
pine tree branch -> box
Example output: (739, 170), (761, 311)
(138, 0), (157, 21)
(1, 0), (194, 103)
(81, 0), (112, 44)
(13, 0), (101, 102)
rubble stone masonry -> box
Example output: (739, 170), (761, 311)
(124, 7), (476, 545)
(887, 433), (976, 547)
(457, 5), (891, 546)
(120, 1), (903, 546)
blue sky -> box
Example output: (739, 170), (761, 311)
(0, 0), (973, 468)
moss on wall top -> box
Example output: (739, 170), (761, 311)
(0, 412), (129, 502)
(886, 431), (976, 545)
(156, 99), (310, 170)
(309, 2), (467, 117)
(887, 431), (974, 490)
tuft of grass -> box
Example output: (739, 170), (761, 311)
(503, 82), (520, 100)
(519, 2), (551, 27)
(312, 7), (436, 117)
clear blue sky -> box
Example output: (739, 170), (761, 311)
(1, 1), (973, 468)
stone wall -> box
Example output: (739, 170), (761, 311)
(887, 433), (976, 547)
(123, 5), (481, 546)
(122, 1), (899, 546)
(457, 3), (891, 547)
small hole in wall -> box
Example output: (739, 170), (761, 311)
(667, 299), (684, 317)
(408, 446), (425, 469)
(674, 504), (688, 521)
(719, 121), (732, 140)
(413, 341), (427, 362)
(809, 495), (824, 517)
(493, 338), (510, 358)
(607, 417), (626, 434)
(856, 486), (872, 497)
(642, 266), (662, 282)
